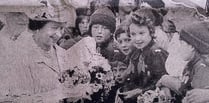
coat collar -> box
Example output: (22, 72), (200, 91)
(130, 40), (155, 61)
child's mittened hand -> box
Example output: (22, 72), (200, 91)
(185, 89), (209, 103)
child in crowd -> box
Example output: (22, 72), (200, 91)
(74, 8), (92, 37)
(131, 8), (171, 51)
(89, 0), (117, 15)
(58, 8), (91, 50)
(89, 7), (117, 62)
(113, 25), (135, 63)
(108, 60), (132, 103)
(116, 0), (141, 27)
(157, 21), (209, 103)
(114, 26), (133, 56)
(115, 13), (168, 102)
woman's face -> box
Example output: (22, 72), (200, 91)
(117, 33), (133, 55)
(78, 16), (89, 35)
(38, 21), (65, 48)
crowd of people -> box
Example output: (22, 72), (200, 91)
(1, 0), (209, 103)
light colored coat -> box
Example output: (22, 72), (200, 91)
(0, 30), (61, 102)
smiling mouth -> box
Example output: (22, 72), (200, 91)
(122, 48), (129, 53)
(135, 41), (144, 45)
(96, 36), (103, 40)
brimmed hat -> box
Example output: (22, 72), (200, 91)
(180, 21), (209, 54)
(25, 5), (76, 27)
(89, 7), (116, 33)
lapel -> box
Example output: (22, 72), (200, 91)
(34, 45), (61, 75)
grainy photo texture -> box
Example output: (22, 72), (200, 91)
(0, 0), (209, 103)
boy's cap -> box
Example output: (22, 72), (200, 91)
(180, 21), (209, 54)
(89, 7), (116, 33)
(25, 5), (76, 27)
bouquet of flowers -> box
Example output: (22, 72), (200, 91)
(137, 88), (174, 103)
(58, 53), (115, 102)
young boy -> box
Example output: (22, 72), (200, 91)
(157, 21), (209, 103)
(119, 14), (168, 101)
(113, 25), (135, 64)
(89, 7), (117, 61)
(110, 59), (142, 103)
(107, 60), (131, 103)
(114, 26), (134, 56)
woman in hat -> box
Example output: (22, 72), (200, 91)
(0, 6), (76, 103)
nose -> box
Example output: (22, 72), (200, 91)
(84, 23), (88, 28)
(52, 29), (64, 42)
(55, 29), (63, 38)
(56, 28), (65, 38)
(116, 72), (121, 78)
(98, 26), (102, 34)
(121, 42), (127, 48)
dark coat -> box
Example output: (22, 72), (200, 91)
(97, 38), (117, 62)
(127, 41), (168, 92)
(187, 54), (209, 89)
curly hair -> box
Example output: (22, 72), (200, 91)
(130, 15), (155, 37)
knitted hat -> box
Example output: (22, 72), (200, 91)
(180, 21), (209, 54)
(89, 7), (116, 33)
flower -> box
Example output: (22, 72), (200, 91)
(96, 73), (104, 80)
(87, 53), (111, 72)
